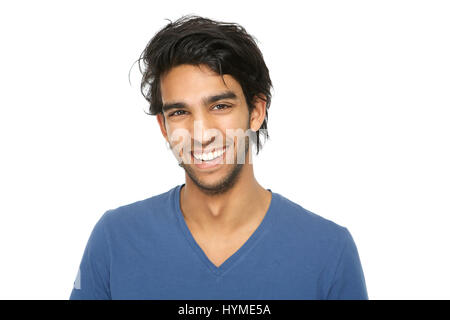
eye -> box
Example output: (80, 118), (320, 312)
(168, 110), (187, 117)
(212, 104), (231, 110)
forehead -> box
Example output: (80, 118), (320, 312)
(160, 64), (244, 103)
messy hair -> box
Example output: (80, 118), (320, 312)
(135, 14), (273, 154)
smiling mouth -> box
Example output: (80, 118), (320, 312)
(191, 145), (229, 162)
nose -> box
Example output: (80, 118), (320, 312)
(192, 119), (222, 150)
(188, 111), (224, 151)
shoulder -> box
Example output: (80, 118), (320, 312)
(97, 185), (179, 231)
(272, 192), (350, 246)
(271, 192), (358, 283)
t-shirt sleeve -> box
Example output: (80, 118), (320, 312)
(326, 227), (369, 300)
(69, 211), (112, 300)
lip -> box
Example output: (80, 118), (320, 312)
(190, 145), (230, 170)
(191, 145), (228, 155)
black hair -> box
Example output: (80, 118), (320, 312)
(135, 14), (273, 154)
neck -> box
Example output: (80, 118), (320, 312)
(180, 162), (271, 236)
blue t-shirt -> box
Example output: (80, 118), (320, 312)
(70, 184), (368, 300)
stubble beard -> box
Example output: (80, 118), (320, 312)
(179, 137), (250, 196)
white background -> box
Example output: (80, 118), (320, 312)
(0, 0), (449, 300)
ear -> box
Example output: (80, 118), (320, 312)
(156, 113), (169, 142)
(249, 94), (267, 131)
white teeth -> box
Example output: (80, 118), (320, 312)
(193, 147), (227, 161)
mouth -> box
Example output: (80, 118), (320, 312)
(190, 145), (231, 169)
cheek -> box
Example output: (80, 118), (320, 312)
(218, 116), (251, 147)
(221, 110), (250, 130)
(166, 125), (191, 148)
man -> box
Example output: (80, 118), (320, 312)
(70, 15), (368, 300)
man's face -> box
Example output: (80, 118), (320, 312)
(157, 64), (253, 195)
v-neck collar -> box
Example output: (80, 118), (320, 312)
(172, 183), (278, 277)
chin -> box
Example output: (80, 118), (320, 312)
(183, 163), (244, 195)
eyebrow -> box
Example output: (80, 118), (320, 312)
(161, 90), (238, 113)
